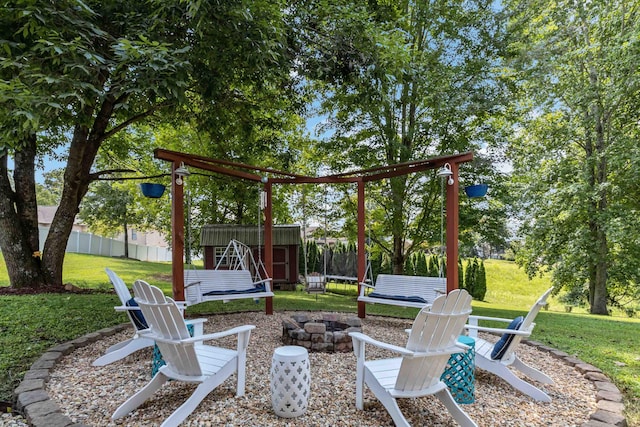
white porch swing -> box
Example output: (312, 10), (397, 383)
(183, 180), (274, 306)
(211, 187), (269, 282)
(301, 186), (328, 297)
(356, 167), (449, 309)
(301, 185), (373, 297)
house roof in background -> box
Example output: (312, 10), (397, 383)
(37, 206), (83, 225)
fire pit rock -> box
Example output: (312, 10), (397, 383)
(281, 313), (362, 353)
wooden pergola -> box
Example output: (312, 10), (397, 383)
(155, 148), (474, 318)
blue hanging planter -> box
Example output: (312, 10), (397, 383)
(464, 184), (488, 198)
(140, 183), (166, 198)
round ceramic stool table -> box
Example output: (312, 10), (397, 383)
(270, 345), (311, 418)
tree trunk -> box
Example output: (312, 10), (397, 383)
(591, 237), (608, 314)
(42, 98), (114, 285)
(587, 62), (609, 315)
(390, 181), (407, 274)
(123, 218), (129, 258)
(392, 236), (405, 274)
(590, 134), (609, 314)
(0, 136), (48, 288)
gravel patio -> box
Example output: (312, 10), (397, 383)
(29, 311), (603, 426)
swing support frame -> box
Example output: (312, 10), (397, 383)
(155, 148), (473, 317)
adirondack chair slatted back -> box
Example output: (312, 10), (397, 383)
(133, 280), (202, 377)
(105, 267), (141, 328)
(106, 268), (132, 303)
(499, 287), (552, 362)
(396, 289), (472, 392)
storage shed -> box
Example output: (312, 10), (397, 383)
(200, 224), (300, 289)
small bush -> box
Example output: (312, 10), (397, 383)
(464, 258), (486, 301)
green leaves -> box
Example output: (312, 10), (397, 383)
(293, 0), (510, 269)
(507, 0), (640, 313)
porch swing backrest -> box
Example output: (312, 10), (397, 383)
(184, 269), (274, 306)
(358, 274), (447, 309)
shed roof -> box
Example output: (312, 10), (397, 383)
(200, 224), (300, 246)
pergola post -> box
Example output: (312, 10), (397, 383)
(445, 162), (460, 293)
(357, 179), (366, 318)
(263, 180), (274, 315)
(171, 162), (186, 302)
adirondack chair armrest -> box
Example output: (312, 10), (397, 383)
(180, 324), (257, 344)
(454, 341), (471, 352)
(184, 318), (207, 326)
(465, 324), (531, 336)
(114, 305), (140, 312)
(468, 314), (515, 325)
(349, 332), (414, 356)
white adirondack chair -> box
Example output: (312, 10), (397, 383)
(465, 287), (554, 402)
(112, 280), (256, 427)
(92, 268), (155, 366)
(350, 289), (476, 427)
(93, 268), (204, 366)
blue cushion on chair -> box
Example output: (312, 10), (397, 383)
(491, 316), (524, 360)
(368, 292), (428, 304)
(125, 298), (148, 330)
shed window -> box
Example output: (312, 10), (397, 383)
(215, 247), (228, 266)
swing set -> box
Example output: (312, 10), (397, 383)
(154, 148), (473, 318)
(300, 184), (373, 298)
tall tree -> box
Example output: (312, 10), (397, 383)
(506, 0), (640, 314)
(0, 0), (296, 289)
(295, 0), (510, 272)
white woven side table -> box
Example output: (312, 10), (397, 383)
(270, 345), (311, 418)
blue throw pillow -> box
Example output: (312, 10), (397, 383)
(125, 297), (148, 330)
(491, 316), (524, 360)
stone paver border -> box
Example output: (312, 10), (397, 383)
(12, 325), (628, 427)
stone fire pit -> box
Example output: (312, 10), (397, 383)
(281, 313), (362, 352)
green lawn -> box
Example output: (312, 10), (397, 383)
(0, 254), (638, 425)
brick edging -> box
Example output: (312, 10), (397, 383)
(13, 324), (129, 427)
(524, 340), (628, 427)
(12, 327), (628, 427)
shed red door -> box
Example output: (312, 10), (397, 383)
(255, 247), (289, 282)
(272, 247), (288, 282)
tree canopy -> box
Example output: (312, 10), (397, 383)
(0, 0), (301, 288)
(293, 0), (511, 271)
(506, 0), (640, 314)
(1, 0), (638, 316)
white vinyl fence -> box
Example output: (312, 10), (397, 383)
(37, 227), (172, 262)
